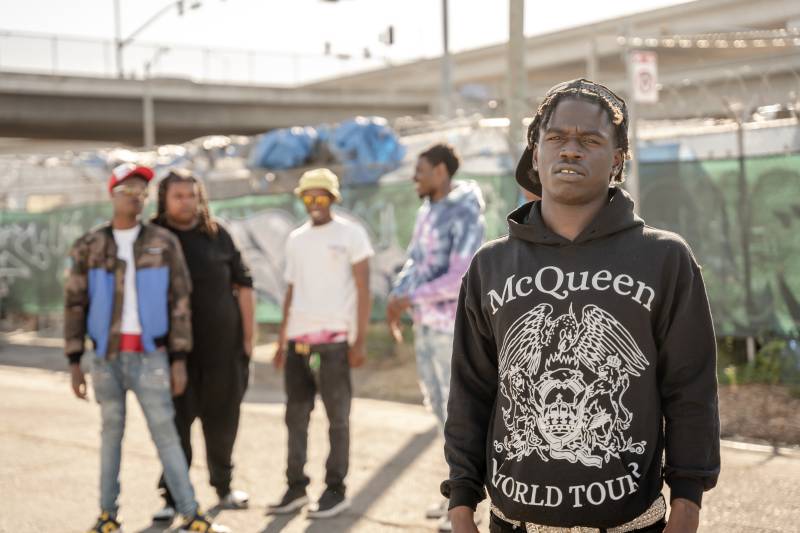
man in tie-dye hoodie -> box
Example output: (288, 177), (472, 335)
(387, 143), (485, 528)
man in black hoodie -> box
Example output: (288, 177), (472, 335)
(443, 79), (720, 533)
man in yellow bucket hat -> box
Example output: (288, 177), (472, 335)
(268, 168), (374, 519)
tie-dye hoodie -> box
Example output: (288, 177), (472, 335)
(392, 180), (486, 332)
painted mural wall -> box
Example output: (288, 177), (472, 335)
(3, 155), (800, 337)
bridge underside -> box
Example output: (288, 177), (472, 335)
(0, 73), (431, 146)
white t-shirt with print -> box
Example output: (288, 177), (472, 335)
(112, 225), (142, 335)
(284, 215), (374, 344)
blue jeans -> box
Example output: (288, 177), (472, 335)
(91, 350), (198, 518)
(413, 325), (454, 435)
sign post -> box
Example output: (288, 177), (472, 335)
(625, 48), (659, 211)
(630, 50), (659, 104)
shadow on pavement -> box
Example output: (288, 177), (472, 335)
(259, 512), (299, 533)
(301, 426), (438, 533)
(134, 523), (170, 533)
(0, 341), (67, 373)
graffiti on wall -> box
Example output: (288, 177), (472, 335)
(640, 154), (800, 336)
(0, 175), (516, 322)
(0, 206), (109, 312)
(212, 175), (517, 322)
(4, 155), (800, 338)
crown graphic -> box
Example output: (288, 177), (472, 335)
(542, 394), (578, 436)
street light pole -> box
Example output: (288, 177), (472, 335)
(440, 0), (452, 119)
(114, 0), (201, 78)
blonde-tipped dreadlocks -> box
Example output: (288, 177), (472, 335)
(152, 168), (218, 236)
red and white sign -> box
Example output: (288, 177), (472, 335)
(630, 50), (659, 104)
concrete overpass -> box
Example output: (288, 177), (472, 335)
(306, 0), (800, 121)
(4, 0), (800, 147)
(0, 72), (430, 145)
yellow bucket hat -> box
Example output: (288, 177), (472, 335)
(294, 168), (342, 202)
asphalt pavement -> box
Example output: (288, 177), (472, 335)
(1, 338), (798, 532)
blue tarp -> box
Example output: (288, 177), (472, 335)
(249, 126), (318, 170)
(328, 117), (406, 184)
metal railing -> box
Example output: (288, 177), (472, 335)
(0, 29), (394, 86)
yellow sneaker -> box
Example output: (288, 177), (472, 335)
(87, 512), (121, 533)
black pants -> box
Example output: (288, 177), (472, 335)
(489, 513), (665, 533)
(159, 351), (250, 504)
(284, 341), (351, 492)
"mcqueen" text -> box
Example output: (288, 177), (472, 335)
(487, 267), (655, 315)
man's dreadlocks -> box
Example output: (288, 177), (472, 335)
(152, 168), (218, 236)
(526, 78), (630, 188)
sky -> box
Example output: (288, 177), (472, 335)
(0, 0), (693, 85)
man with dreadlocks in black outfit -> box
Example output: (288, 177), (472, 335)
(442, 79), (720, 533)
(150, 169), (256, 523)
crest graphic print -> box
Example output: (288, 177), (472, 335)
(494, 303), (648, 468)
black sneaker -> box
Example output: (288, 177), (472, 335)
(266, 486), (309, 515)
(87, 512), (121, 532)
(307, 487), (350, 519)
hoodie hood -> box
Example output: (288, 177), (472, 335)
(389, 178), (487, 331)
(508, 187), (643, 246)
(442, 179), (486, 213)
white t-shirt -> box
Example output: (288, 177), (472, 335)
(284, 216), (374, 343)
(112, 225), (142, 335)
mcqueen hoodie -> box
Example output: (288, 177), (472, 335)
(441, 187), (720, 528)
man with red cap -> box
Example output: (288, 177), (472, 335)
(64, 163), (228, 532)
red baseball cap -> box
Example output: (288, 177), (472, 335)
(108, 163), (154, 193)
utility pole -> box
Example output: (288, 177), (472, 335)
(142, 47), (169, 147)
(143, 72), (155, 147)
(725, 98), (755, 359)
(114, 0), (123, 78)
(507, 0), (526, 160)
(586, 37), (598, 81)
(440, 0), (452, 119)
(623, 27), (641, 211)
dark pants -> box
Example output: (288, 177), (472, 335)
(284, 341), (351, 493)
(489, 513), (665, 533)
(159, 351), (249, 504)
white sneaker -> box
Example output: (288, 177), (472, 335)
(151, 504), (176, 522)
(220, 489), (249, 509)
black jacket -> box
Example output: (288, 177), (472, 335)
(441, 188), (720, 528)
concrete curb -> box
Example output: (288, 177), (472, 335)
(721, 438), (800, 458)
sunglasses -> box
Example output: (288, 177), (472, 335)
(113, 185), (148, 199)
(302, 195), (332, 208)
